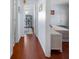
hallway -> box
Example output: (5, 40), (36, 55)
(11, 34), (69, 59)
(11, 34), (46, 59)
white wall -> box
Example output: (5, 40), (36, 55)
(45, 0), (51, 57)
(10, 0), (25, 56)
(37, 0), (46, 56)
(37, 0), (51, 57)
(32, 4), (36, 34)
(50, 1), (69, 26)
(17, 0), (25, 42)
(33, 1), (38, 36)
(10, 0), (17, 56)
(10, 0), (14, 56)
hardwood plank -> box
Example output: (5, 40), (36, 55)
(49, 42), (69, 59)
(11, 34), (69, 59)
(11, 34), (46, 59)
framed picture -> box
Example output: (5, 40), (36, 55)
(51, 10), (55, 15)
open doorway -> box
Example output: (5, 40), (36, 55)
(23, 0), (38, 35)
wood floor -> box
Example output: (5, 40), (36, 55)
(11, 34), (69, 59)
(50, 42), (69, 59)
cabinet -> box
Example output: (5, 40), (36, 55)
(51, 30), (62, 52)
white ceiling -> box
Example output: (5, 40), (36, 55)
(24, 0), (37, 5)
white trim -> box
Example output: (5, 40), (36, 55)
(51, 48), (63, 52)
(62, 39), (69, 42)
(10, 41), (15, 57)
(10, 49), (13, 57)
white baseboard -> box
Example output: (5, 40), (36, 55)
(10, 49), (13, 57)
(62, 39), (69, 42)
(10, 42), (15, 57)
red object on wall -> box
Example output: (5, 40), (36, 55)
(51, 10), (55, 15)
